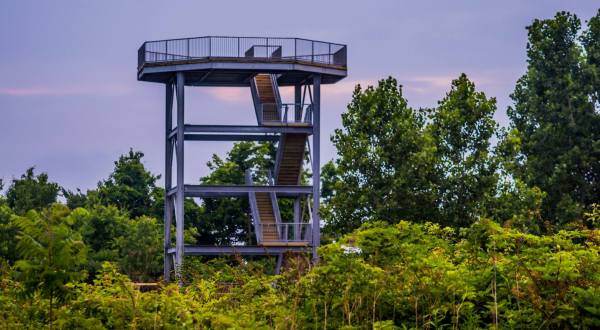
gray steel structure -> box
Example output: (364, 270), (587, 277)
(137, 36), (347, 282)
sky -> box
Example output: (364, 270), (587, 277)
(1, 0), (599, 192)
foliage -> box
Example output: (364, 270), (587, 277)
(324, 77), (438, 235)
(70, 205), (129, 277)
(96, 149), (160, 219)
(6, 167), (61, 215)
(13, 204), (87, 327)
(115, 216), (163, 282)
(0, 204), (19, 263)
(1, 220), (598, 329)
(427, 73), (499, 227)
(324, 74), (504, 235)
(507, 11), (600, 225)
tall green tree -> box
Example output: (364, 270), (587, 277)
(96, 149), (160, 219)
(14, 204), (87, 328)
(6, 167), (61, 215)
(427, 74), (499, 227)
(323, 77), (438, 235)
(508, 11), (600, 225)
(582, 10), (600, 106)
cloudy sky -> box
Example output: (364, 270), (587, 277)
(1, 1), (599, 192)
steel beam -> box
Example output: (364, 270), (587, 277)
(174, 72), (185, 282)
(168, 125), (313, 140)
(184, 134), (278, 142)
(166, 184), (313, 198)
(167, 245), (312, 256)
(164, 82), (174, 282)
(312, 74), (321, 262)
(185, 124), (313, 134)
(139, 61), (347, 84)
(295, 84), (302, 122)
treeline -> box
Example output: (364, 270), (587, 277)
(322, 11), (600, 235)
(0, 10), (599, 329)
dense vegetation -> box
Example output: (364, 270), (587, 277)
(1, 10), (599, 329)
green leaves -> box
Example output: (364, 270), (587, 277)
(428, 74), (499, 227)
(508, 10), (600, 225)
(325, 77), (438, 235)
(6, 167), (61, 215)
(325, 74), (501, 235)
(13, 204), (87, 301)
(96, 149), (160, 219)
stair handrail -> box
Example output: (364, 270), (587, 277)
(303, 104), (313, 124)
(249, 76), (262, 125)
(267, 169), (283, 236)
(306, 196), (314, 225)
(270, 74), (283, 120)
(245, 169), (262, 243)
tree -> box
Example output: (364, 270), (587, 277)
(582, 9), (600, 107)
(6, 167), (61, 215)
(115, 216), (162, 281)
(427, 74), (499, 227)
(323, 77), (438, 235)
(13, 204), (87, 328)
(70, 206), (129, 277)
(508, 11), (600, 225)
(62, 188), (89, 210)
(0, 204), (19, 264)
(97, 149), (160, 219)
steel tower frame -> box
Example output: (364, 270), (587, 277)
(136, 36), (346, 282)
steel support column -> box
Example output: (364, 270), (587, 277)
(295, 84), (302, 121)
(174, 72), (185, 281)
(164, 82), (174, 281)
(312, 75), (321, 262)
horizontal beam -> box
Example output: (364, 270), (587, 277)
(167, 184), (313, 198)
(184, 134), (278, 142)
(185, 124), (313, 134)
(168, 124), (313, 139)
(140, 61), (347, 82)
(168, 245), (312, 256)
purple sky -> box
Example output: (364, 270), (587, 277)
(1, 1), (599, 192)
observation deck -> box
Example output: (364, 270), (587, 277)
(137, 36), (347, 86)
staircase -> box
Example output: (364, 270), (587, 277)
(249, 74), (311, 246)
(255, 192), (278, 241)
(254, 74), (279, 123)
(275, 134), (306, 185)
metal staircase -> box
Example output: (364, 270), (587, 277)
(249, 74), (312, 246)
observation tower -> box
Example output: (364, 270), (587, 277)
(137, 36), (347, 281)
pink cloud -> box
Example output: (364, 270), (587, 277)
(0, 84), (132, 97)
(322, 79), (376, 97)
(200, 81), (372, 104)
(202, 88), (249, 103)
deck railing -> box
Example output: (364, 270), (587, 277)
(261, 103), (313, 125)
(138, 36), (347, 70)
(259, 223), (312, 243)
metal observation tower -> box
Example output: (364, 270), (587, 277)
(137, 36), (347, 281)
